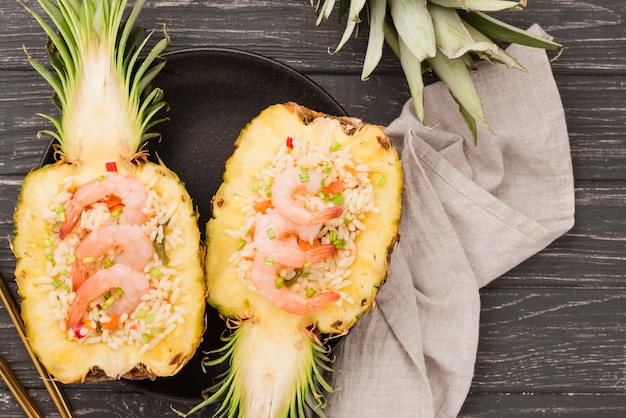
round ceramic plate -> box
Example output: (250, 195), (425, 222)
(40, 48), (345, 401)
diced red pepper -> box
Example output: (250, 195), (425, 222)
(286, 136), (294, 148)
(105, 160), (118, 172)
(70, 323), (86, 339)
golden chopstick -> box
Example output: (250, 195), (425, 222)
(0, 353), (43, 418)
(0, 270), (73, 418)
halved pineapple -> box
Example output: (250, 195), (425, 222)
(191, 103), (402, 416)
(12, 0), (206, 383)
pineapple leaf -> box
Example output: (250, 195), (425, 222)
(360, 0), (387, 80)
(387, 0), (437, 61)
(430, 0), (523, 12)
(428, 48), (493, 138)
(459, 10), (563, 51)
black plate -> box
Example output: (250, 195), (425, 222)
(40, 48), (345, 402)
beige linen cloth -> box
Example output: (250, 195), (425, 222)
(326, 25), (575, 417)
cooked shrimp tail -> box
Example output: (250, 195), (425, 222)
(271, 168), (344, 226)
(250, 254), (340, 315)
(67, 264), (149, 330)
(59, 174), (149, 238)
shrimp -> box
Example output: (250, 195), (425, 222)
(254, 211), (336, 268)
(59, 174), (149, 239)
(250, 253), (340, 316)
(66, 264), (150, 330)
(271, 168), (344, 226)
(71, 223), (153, 289)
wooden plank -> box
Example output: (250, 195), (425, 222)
(460, 393), (626, 417)
(473, 288), (626, 392)
(1, 1), (624, 73)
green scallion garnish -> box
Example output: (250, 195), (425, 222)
(305, 288), (317, 298)
(235, 239), (246, 251)
(51, 278), (63, 288)
(275, 276), (285, 289)
(150, 268), (163, 279)
(266, 228), (276, 239)
(264, 258), (275, 266)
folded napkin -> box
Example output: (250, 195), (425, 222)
(326, 25), (575, 417)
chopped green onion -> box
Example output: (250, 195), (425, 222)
(332, 193), (345, 206)
(59, 269), (68, 276)
(275, 276), (285, 289)
(333, 239), (346, 249)
(266, 228), (276, 239)
(150, 268), (163, 279)
(323, 162), (332, 174)
(376, 174), (387, 186)
(329, 230), (337, 242)
(299, 172), (310, 183)
(302, 272), (310, 279)
(235, 239), (246, 251)
(46, 254), (54, 262)
(150, 327), (163, 335)
(300, 165), (309, 172)
(265, 187), (272, 198)
(58, 211), (66, 223)
(251, 179), (259, 191)
(43, 238), (53, 247)
(67, 253), (77, 264)
(141, 333), (151, 343)
(114, 287), (124, 297)
(264, 175), (272, 187)
(136, 308), (148, 319)
(82, 256), (95, 264)
(103, 295), (116, 309)
(54, 205), (64, 214)
(51, 278), (63, 288)
(103, 259), (114, 268)
(330, 142), (341, 151)
(303, 261), (312, 269)
(110, 208), (122, 218)
(245, 229), (252, 237)
(147, 312), (155, 324)
(96, 175), (105, 182)
(305, 288), (317, 298)
(264, 257), (275, 266)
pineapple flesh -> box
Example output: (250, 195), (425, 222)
(191, 103), (402, 417)
(12, 0), (206, 383)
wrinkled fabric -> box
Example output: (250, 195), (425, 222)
(326, 25), (575, 417)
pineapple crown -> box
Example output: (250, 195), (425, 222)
(23, 0), (169, 165)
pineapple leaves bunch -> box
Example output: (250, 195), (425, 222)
(181, 103), (403, 417)
(312, 0), (564, 142)
(13, 0), (206, 383)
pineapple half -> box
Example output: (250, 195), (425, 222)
(12, 0), (206, 383)
(189, 103), (402, 417)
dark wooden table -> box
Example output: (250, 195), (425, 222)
(1, 1), (624, 416)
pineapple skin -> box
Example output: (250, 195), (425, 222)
(13, 161), (207, 383)
(201, 103), (402, 416)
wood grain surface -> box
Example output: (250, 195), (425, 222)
(1, 0), (624, 417)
